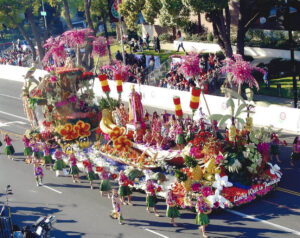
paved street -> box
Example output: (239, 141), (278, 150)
(1, 78), (300, 238)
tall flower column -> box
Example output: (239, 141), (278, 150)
(115, 73), (123, 103)
(98, 74), (110, 99)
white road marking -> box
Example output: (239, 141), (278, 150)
(0, 110), (28, 121)
(142, 227), (169, 238)
(0, 93), (21, 100)
(0, 121), (27, 127)
(42, 185), (63, 194)
(227, 209), (300, 236)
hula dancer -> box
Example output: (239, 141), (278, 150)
(4, 134), (15, 160)
(195, 197), (211, 238)
(69, 153), (80, 183)
(99, 169), (111, 198)
(175, 120), (185, 150)
(166, 189), (180, 227)
(270, 133), (282, 163)
(31, 139), (42, 163)
(43, 142), (53, 170)
(33, 157), (44, 187)
(145, 180), (160, 216)
(22, 135), (32, 163)
(291, 136), (300, 167)
(118, 171), (133, 205)
(53, 149), (66, 177)
(86, 160), (95, 189)
(111, 189), (124, 225)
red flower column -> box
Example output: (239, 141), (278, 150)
(189, 87), (201, 116)
(173, 96), (183, 118)
(98, 74), (110, 99)
(115, 73), (123, 103)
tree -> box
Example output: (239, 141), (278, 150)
(84, 0), (95, 32)
(159, 0), (190, 38)
(142, 0), (162, 25)
(182, 0), (203, 33)
(49, 0), (73, 30)
(119, 0), (145, 32)
(0, 0), (37, 60)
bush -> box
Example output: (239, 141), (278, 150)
(207, 32), (214, 42)
(160, 33), (173, 43)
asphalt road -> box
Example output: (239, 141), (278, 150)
(0, 78), (300, 238)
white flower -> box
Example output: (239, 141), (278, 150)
(212, 174), (233, 191)
(267, 163), (282, 178)
(207, 189), (227, 209)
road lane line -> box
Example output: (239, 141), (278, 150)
(0, 110), (28, 121)
(42, 185), (63, 194)
(226, 209), (300, 236)
(277, 187), (300, 197)
(0, 93), (21, 100)
(142, 227), (169, 238)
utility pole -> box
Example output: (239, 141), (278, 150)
(117, 0), (126, 65)
(41, 0), (48, 38)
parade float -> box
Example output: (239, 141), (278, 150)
(22, 28), (283, 210)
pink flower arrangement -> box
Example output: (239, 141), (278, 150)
(215, 154), (224, 165)
(92, 36), (107, 57)
(190, 146), (202, 158)
(221, 54), (266, 90)
(62, 28), (94, 48)
(177, 52), (200, 78)
(191, 183), (202, 193)
(257, 142), (270, 155)
(201, 186), (212, 197)
(101, 60), (132, 82)
(50, 76), (57, 82)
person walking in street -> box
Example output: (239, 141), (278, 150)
(3, 134), (15, 160)
(22, 135), (32, 164)
(111, 189), (124, 225)
(145, 33), (150, 50)
(99, 168), (112, 198)
(270, 133), (282, 164)
(53, 148), (66, 177)
(166, 189), (180, 227)
(68, 153), (80, 183)
(86, 160), (96, 190)
(145, 180), (160, 216)
(42, 141), (53, 170)
(291, 136), (300, 167)
(176, 31), (185, 53)
(33, 157), (44, 187)
(118, 170), (133, 205)
(195, 197), (211, 238)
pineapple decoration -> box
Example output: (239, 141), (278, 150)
(245, 88), (254, 132)
(228, 124), (236, 142)
(184, 155), (203, 181)
(245, 117), (253, 131)
(175, 169), (192, 192)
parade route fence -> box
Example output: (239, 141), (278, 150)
(1, 65), (299, 133)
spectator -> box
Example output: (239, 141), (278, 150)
(176, 31), (185, 53)
(145, 33), (150, 50)
(116, 50), (123, 62)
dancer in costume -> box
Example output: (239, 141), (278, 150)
(145, 180), (160, 216)
(195, 197), (211, 238)
(68, 153), (80, 183)
(33, 157), (44, 187)
(118, 171), (133, 205)
(53, 149), (66, 177)
(111, 189), (124, 225)
(128, 85), (144, 128)
(175, 120), (185, 150)
(270, 133), (282, 163)
(43, 142), (53, 170)
(4, 134), (15, 160)
(99, 168), (111, 198)
(166, 189), (180, 226)
(86, 160), (95, 189)
(291, 136), (300, 167)
(31, 139), (42, 162)
(22, 135), (32, 163)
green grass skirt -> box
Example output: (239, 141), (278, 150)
(195, 213), (209, 226)
(119, 185), (132, 196)
(24, 147), (33, 156)
(54, 160), (66, 171)
(166, 206), (180, 218)
(146, 195), (157, 207)
(43, 155), (52, 164)
(100, 179), (111, 191)
(69, 165), (79, 175)
(87, 171), (95, 181)
(5, 145), (15, 155)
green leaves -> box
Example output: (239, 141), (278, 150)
(184, 155), (197, 168)
(119, 0), (145, 31)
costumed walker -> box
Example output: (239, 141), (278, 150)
(99, 168), (111, 198)
(166, 189), (180, 227)
(145, 180), (160, 216)
(33, 159), (44, 187)
(195, 197), (211, 238)
(111, 189), (124, 224)
(118, 171), (133, 205)
(4, 134), (15, 160)
(53, 149), (66, 177)
(68, 153), (80, 183)
(22, 135), (33, 163)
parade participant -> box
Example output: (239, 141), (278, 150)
(111, 189), (124, 225)
(160, 120), (169, 149)
(143, 129), (152, 145)
(43, 142), (53, 170)
(53, 149), (66, 177)
(175, 120), (185, 150)
(151, 112), (162, 147)
(4, 134), (15, 160)
(195, 197), (211, 238)
(270, 133), (282, 163)
(99, 168), (111, 198)
(128, 85), (144, 128)
(166, 189), (180, 226)
(185, 125), (194, 143)
(31, 139), (42, 163)
(86, 160), (95, 189)
(22, 135), (32, 163)
(118, 103), (129, 127)
(33, 157), (44, 187)
(68, 153), (80, 183)
(118, 170), (133, 205)
(168, 115), (177, 144)
(291, 136), (300, 167)
(145, 180), (160, 216)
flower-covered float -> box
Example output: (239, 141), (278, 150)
(22, 31), (283, 212)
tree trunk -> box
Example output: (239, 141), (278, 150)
(84, 0), (95, 33)
(103, 18), (113, 64)
(197, 13), (202, 34)
(62, 0), (73, 30)
(26, 8), (45, 62)
(236, 22), (245, 56)
(172, 26), (176, 40)
(14, 21), (36, 61)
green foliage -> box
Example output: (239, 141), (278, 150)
(119, 0), (145, 31)
(182, 0), (228, 13)
(98, 97), (119, 111)
(159, 33), (173, 42)
(207, 32), (214, 42)
(184, 155), (197, 168)
(175, 169), (187, 182)
(142, 0), (162, 24)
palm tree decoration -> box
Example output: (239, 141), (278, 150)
(221, 54), (266, 99)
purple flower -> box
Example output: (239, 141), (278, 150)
(50, 76), (57, 82)
(191, 183), (202, 193)
(202, 186), (212, 197)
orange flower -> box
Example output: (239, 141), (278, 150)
(60, 123), (79, 140)
(74, 120), (91, 137)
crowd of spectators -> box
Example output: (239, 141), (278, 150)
(157, 53), (223, 92)
(0, 40), (32, 66)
